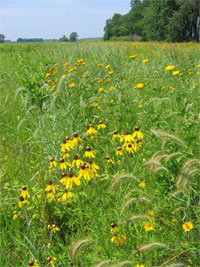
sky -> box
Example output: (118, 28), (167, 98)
(0, 0), (130, 41)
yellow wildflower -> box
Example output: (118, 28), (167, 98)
(116, 147), (123, 156)
(98, 120), (106, 129)
(50, 157), (57, 168)
(132, 126), (144, 139)
(84, 146), (95, 158)
(69, 83), (75, 88)
(13, 211), (18, 220)
(109, 86), (115, 91)
(110, 223), (119, 233)
(105, 64), (110, 70)
(78, 164), (93, 180)
(98, 87), (104, 92)
(120, 130), (134, 143)
(112, 130), (121, 141)
(46, 73), (50, 78)
(28, 260), (39, 267)
(51, 224), (60, 233)
(87, 159), (99, 174)
(172, 70), (180, 76)
(86, 125), (97, 136)
(129, 54), (136, 58)
(143, 59), (149, 63)
(110, 99), (114, 103)
(59, 158), (71, 170)
(182, 222), (193, 232)
(20, 186), (30, 199)
(138, 104), (143, 108)
(124, 142), (134, 154)
(47, 257), (57, 267)
(61, 189), (73, 201)
(139, 182), (146, 188)
(18, 196), (30, 208)
(172, 218), (176, 223)
(50, 85), (56, 92)
(97, 63), (102, 67)
(106, 156), (114, 163)
(71, 154), (84, 168)
(108, 70), (114, 75)
(135, 83), (144, 89)
(144, 222), (154, 231)
(165, 65), (175, 71)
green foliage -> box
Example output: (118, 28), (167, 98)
(0, 33), (5, 43)
(0, 41), (200, 266)
(69, 32), (79, 42)
(59, 35), (69, 42)
(104, 0), (200, 42)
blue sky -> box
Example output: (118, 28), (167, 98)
(0, 0), (130, 41)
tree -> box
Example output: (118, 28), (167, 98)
(69, 32), (78, 42)
(59, 35), (69, 42)
(0, 34), (5, 43)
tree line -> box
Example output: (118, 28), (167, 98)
(104, 0), (200, 42)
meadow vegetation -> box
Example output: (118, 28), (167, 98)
(0, 41), (200, 267)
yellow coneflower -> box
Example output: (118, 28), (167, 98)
(98, 79), (102, 83)
(64, 171), (81, 189)
(45, 180), (56, 194)
(98, 120), (106, 129)
(112, 130), (121, 141)
(106, 156), (114, 163)
(139, 182), (146, 188)
(13, 210), (18, 220)
(144, 222), (154, 231)
(111, 233), (121, 245)
(56, 195), (61, 202)
(71, 133), (82, 146)
(28, 260), (39, 267)
(105, 64), (110, 70)
(172, 218), (176, 223)
(78, 164), (93, 180)
(61, 189), (73, 201)
(121, 130), (134, 143)
(87, 159), (99, 173)
(106, 78), (111, 82)
(61, 137), (72, 152)
(138, 104), (143, 108)
(98, 87), (104, 92)
(59, 172), (68, 186)
(134, 139), (143, 151)
(124, 143), (134, 154)
(51, 224), (60, 233)
(182, 222), (193, 232)
(109, 86), (115, 91)
(132, 126), (144, 139)
(59, 158), (71, 170)
(46, 73), (50, 78)
(116, 147), (123, 156)
(110, 223), (119, 233)
(18, 196), (30, 208)
(62, 150), (70, 159)
(47, 79), (52, 83)
(20, 186), (30, 199)
(47, 257), (57, 267)
(71, 154), (84, 168)
(110, 99), (114, 103)
(146, 210), (153, 217)
(86, 124), (97, 136)
(135, 264), (144, 267)
(108, 70), (114, 75)
(165, 65), (174, 71)
(97, 63), (102, 67)
(50, 157), (57, 168)
(84, 146), (95, 158)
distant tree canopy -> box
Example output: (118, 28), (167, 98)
(69, 32), (78, 42)
(0, 34), (5, 43)
(104, 0), (200, 42)
(59, 35), (69, 42)
(17, 38), (44, 42)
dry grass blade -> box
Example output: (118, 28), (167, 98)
(111, 174), (139, 190)
(154, 166), (168, 174)
(70, 238), (92, 261)
(109, 261), (132, 267)
(151, 129), (186, 147)
(138, 242), (168, 253)
(94, 260), (111, 267)
(120, 215), (148, 224)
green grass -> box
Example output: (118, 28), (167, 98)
(0, 41), (200, 267)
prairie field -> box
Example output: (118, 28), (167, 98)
(0, 41), (200, 267)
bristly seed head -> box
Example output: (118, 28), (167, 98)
(106, 156), (110, 160)
(128, 143), (132, 148)
(47, 189), (51, 193)
(99, 120), (103, 124)
(73, 154), (78, 160)
(86, 146), (91, 151)
(19, 196), (24, 201)
(28, 261), (34, 266)
(117, 147), (122, 151)
(13, 210), (17, 214)
(114, 130), (118, 134)
(86, 125), (90, 129)
(125, 130), (129, 135)
(89, 124), (92, 127)
(68, 171), (73, 178)
(50, 157), (54, 162)
(66, 136), (70, 140)
(74, 133), (78, 138)
(64, 189), (68, 193)
(111, 222), (116, 228)
(48, 180), (52, 185)
(61, 172), (66, 177)
(22, 186), (27, 190)
(47, 257), (52, 262)
(60, 158), (64, 163)
(135, 126), (139, 131)
(62, 138), (66, 144)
